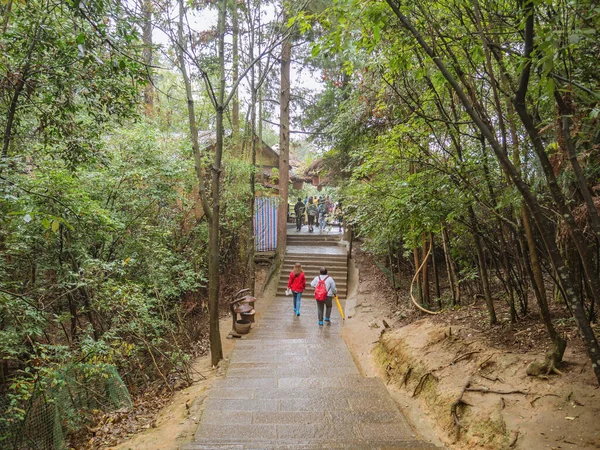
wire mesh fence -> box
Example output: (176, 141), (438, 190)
(0, 364), (131, 450)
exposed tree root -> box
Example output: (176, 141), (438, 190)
(451, 351), (480, 365)
(450, 377), (472, 440)
(402, 367), (413, 388)
(480, 373), (504, 383)
(412, 371), (438, 397)
(478, 353), (496, 369)
(466, 386), (529, 395)
(509, 430), (519, 448)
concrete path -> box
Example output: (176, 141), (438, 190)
(185, 234), (438, 449)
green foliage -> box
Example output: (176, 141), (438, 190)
(299, 0), (600, 329)
(0, 120), (209, 438)
(0, 0), (147, 166)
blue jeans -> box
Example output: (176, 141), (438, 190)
(292, 291), (302, 312)
(319, 214), (326, 232)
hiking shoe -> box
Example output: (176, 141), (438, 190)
(318, 321), (323, 326)
(324, 318), (330, 323)
(296, 311), (300, 316)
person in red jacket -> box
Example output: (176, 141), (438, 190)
(287, 262), (306, 316)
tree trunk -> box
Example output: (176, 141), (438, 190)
(555, 93), (600, 241)
(248, 131), (256, 295)
(176, 0), (211, 218)
(421, 233), (430, 306)
(431, 232), (441, 308)
(481, 142), (516, 322)
(247, 16), (257, 296)
(141, 0), (153, 114)
(469, 207), (497, 325)
(206, 0), (227, 366)
(522, 205), (557, 339)
(388, 239), (399, 304)
(412, 244), (422, 305)
(514, 96), (600, 315)
(231, 0), (240, 139)
(2, 0), (13, 34)
(501, 223), (517, 322)
(2, 63), (29, 159)
(441, 222), (460, 305)
(277, 27), (291, 260)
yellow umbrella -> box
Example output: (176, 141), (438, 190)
(334, 294), (345, 320)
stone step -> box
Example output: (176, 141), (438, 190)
(287, 234), (342, 241)
(285, 240), (344, 246)
(283, 262), (347, 269)
(278, 277), (347, 286)
(287, 240), (343, 245)
(282, 266), (347, 274)
(284, 253), (347, 259)
(284, 253), (347, 261)
(276, 284), (347, 292)
(278, 276), (346, 283)
(185, 441), (438, 449)
(281, 256), (348, 272)
(283, 264), (347, 270)
(276, 285), (347, 291)
(275, 293), (347, 300)
(276, 283), (348, 298)
(281, 270), (347, 278)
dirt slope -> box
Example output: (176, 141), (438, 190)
(343, 248), (600, 450)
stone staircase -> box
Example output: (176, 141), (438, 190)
(275, 233), (349, 299)
(184, 229), (440, 450)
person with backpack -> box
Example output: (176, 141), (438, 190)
(287, 262), (306, 316)
(306, 197), (318, 233)
(294, 197), (305, 232)
(310, 267), (337, 325)
(318, 200), (328, 234)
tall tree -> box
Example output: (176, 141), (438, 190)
(141, 0), (154, 113)
(172, 0), (290, 365)
(277, 9), (291, 258)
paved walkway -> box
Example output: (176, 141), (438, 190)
(185, 236), (438, 449)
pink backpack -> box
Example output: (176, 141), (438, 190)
(314, 276), (328, 301)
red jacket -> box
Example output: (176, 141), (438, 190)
(288, 271), (306, 292)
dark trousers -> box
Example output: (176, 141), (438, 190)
(307, 215), (315, 231)
(316, 296), (332, 321)
(296, 214), (303, 231)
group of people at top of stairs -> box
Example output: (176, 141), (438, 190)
(287, 263), (338, 326)
(293, 196), (342, 233)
